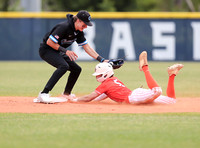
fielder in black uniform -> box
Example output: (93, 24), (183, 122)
(37, 10), (106, 102)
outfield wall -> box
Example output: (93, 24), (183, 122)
(0, 12), (200, 61)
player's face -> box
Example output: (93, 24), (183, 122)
(77, 19), (87, 31)
(96, 74), (102, 80)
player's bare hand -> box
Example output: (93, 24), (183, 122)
(68, 97), (78, 103)
(66, 50), (78, 61)
(63, 94), (78, 103)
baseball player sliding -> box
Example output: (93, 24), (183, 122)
(66, 51), (184, 104)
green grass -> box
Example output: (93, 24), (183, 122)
(0, 113), (200, 148)
(0, 61), (199, 97)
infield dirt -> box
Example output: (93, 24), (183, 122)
(0, 97), (200, 114)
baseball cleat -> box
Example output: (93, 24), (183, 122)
(168, 64), (184, 76)
(139, 51), (148, 71)
(37, 92), (54, 104)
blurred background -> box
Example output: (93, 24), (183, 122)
(0, 0), (200, 12)
(0, 0), (200, 61)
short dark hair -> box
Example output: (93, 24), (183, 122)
(73, 15), (78, 23)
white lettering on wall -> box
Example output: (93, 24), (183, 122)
(72, 22), (95, 60)
(191, 22), (200, 60)
(109, 22), (135, 60)
(150, 22), (175, 60)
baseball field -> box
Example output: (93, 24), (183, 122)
(0, 61), (200, 148)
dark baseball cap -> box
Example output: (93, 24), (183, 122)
(77, 10), (93, 26)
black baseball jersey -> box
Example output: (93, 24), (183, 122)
(43, 14), (87, 48)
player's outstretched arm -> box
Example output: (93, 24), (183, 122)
(82, 44), (109, 62)
(69, 91), (100, 102)
(93, 93), (108, 102)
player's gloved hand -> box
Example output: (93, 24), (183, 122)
(108, 59), (124, 69)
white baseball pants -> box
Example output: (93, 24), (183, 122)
(128, 87), (162, 104)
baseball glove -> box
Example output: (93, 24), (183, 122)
(108, 59), (124, 69)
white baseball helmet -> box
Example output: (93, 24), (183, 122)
(92, 63), (114, 83)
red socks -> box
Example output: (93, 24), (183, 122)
(166, 75), (176, 99)
(142, 65), (176, 99)
(142, 65), (159, 89)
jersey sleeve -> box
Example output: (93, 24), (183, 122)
(95, 82), (108, 95)
(49, 24), (66, 43)
(76, 32), (87, 46)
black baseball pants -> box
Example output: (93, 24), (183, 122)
(39, 44), (82, 95)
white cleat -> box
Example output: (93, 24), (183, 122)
(168, 64), (184, 76)
(37, 92), (54, 104)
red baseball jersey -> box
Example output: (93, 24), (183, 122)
(95, 77), (132, 103)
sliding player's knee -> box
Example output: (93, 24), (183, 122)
(152, 87), (162, 97)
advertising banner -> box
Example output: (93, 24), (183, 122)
(0, 12), (199, 61)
